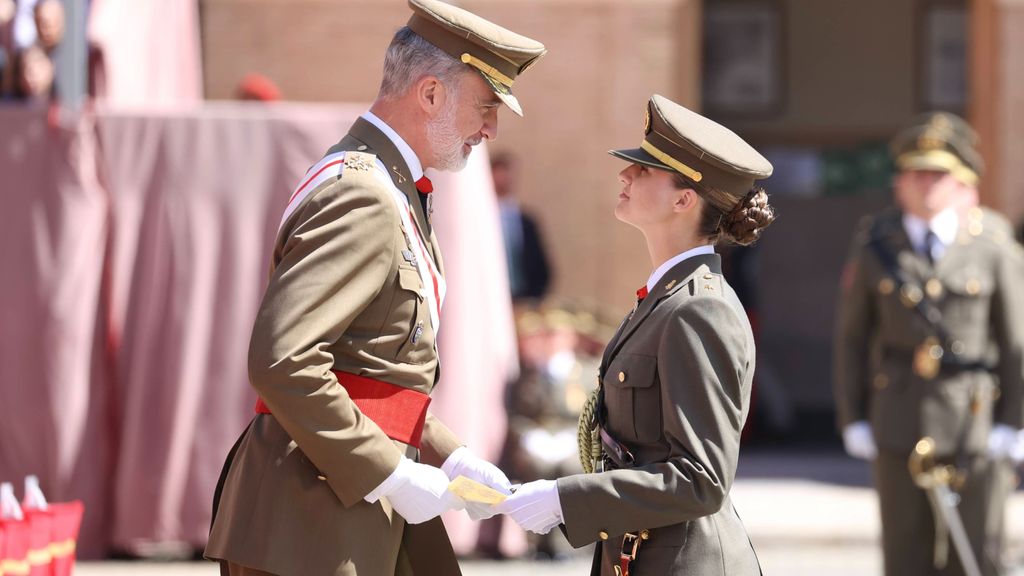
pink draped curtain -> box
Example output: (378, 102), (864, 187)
(87, 0), (203, 106)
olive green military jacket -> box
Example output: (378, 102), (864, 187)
(557, 254), (761, 576)
(206, 118), (462, 576)
(834, 207), (1024, 456)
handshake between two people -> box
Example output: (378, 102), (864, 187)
(364, 446), (564, 534)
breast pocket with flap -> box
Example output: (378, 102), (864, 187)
(604, 353), (661, 444)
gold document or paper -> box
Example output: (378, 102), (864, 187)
(448, 475), (507, 505)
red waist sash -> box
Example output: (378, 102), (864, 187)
(254, 370), (431, 448)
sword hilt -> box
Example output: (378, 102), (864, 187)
(909, 437), (958, 489)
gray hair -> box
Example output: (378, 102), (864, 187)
(378, 27), (467, 100)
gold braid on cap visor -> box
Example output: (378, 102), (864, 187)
(896, 149), (963, 173)
(951, 164), (979, 187)
(460, 53), (515, 87)
(641, 139), (745, 212)
(640, 140), (703, 183)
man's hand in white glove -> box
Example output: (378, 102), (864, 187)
(842, 421), (877, 460)
(987, 424), (1019, 460)
(364, 457), (465, 524)
(442, 446), (512, 520)
(493, 479), (562, 535)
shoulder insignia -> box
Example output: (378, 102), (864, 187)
(344, 152), (374, 173)
(692, 271), (723, 296)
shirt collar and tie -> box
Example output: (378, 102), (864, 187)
(902, 209), (957, 264)
(636, 244), (716, 302)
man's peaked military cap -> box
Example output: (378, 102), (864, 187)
(610, 94), (773, 209)
(891, 111), (984, 186)
(407, 0), (546, 116)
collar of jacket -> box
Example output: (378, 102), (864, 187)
(348, 117), (432, 237)
(601, 253), (723, 372)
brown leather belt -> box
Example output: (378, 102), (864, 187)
(616, 530), (649, 576)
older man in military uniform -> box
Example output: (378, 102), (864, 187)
(835, 112), (1024, 576)
(204, 2), (545, 575)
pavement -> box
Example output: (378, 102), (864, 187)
(73, 449), (1024, 576)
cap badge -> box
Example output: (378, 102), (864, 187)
(917, 131), (942, 151)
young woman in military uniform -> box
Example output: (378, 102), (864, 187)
(495, 94), (774, 576)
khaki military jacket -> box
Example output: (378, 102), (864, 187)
(557, 254), (761, 576)
(834, 207), (1024, 456)
(206, 118), (462, 576)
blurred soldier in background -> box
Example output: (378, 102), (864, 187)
(503, 307), (601, 559)
(834, 112), (1024, 576)
(476, 305), (606, 560)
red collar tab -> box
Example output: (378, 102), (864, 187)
(636, 286), (649, 301)
(415, 176), (434, 194)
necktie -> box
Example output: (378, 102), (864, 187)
(415, 176), (434, 194)
(415, 176), (433, 217)
(636, 286), (649, 302)
(923, 230), (940, 264)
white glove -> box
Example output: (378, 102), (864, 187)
(842, 421), (877, 460)
(364, 457), (465, 524)
(442, 446), (512, 520)
(493, 479), (563, 534)
(987, 424), (1019, 460)
(1012, 429), (1024, 464)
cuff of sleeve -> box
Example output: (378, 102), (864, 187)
(364, 456), (410, 503)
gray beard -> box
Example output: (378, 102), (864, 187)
(426, 96), (470, 172)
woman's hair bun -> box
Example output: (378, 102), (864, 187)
(721, 187), (775, 246)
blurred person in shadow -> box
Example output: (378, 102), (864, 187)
(11, 43), (53, 101)
(0, 0), (11, 96)
(495, 94), (774, 575)
(204, 1), (546, 575)
(478, 307), (601, 560)
(492, 151), (551, 303)
(834, 112), (1024, 576)
(1, 0), (61, 102)
(32, 0), (62, 54)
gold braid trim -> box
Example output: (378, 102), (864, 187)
(577, 387), (603, 473)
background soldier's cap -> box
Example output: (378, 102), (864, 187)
(407, 0), (546, 116)
(609, 94), (773, 204)
(890, 111), (984, 186)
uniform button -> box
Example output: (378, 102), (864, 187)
(317, 474), (328, 481)
(703, 274), (714, 280)
(878, 279), (895, 295)
(873, 374), (889, 390)
(618, 371), (626, 383)
(968, 221), (984, 236)
(951, 340), (965, 355)
(900, 284), (923, 307)
(357, 145), (368, 151)
(925, 279), (943, 299)
(966, 279), (981, 295)
(599, 530), (609, 540)
(639, 529), (650, 540)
